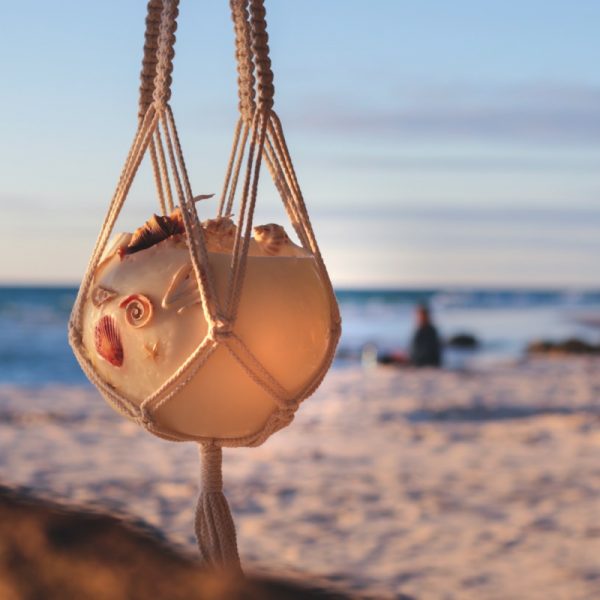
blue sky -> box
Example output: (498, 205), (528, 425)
(1, 1), (599, 286)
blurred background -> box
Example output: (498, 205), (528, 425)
(0, 1), (599, 598)
(1, 0), (600, 379)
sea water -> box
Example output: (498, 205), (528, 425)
(0, 286), (599, 385)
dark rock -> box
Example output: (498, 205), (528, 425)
(446, 333), (480, 349)
(527, 338), (600, 355)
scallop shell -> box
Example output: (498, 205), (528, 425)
(162, 264), (201, 312)
(120, 294), (154, 328)
(253, 223), (290, 255)
(94, 315), (123, 367)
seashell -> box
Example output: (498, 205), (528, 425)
(121, 213), (184, 257)
(120, 294), (154, 328)
(94, 315), (123, 367)
(168, 208), (185, 233)
(91, 285), (117, 307)
(144, 340), (160, 360)
(192, 193), (215, 204)
(162, 264), (201, 311)
(202, 216), (237, 253)
(253, 223), (290, 255)
(203, 216), (236, 238)
(117, 195), (217, 258)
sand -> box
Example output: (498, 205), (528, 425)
(0, 357), (598, 599)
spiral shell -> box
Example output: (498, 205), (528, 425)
(94, 315), (123, 367)
(120, 294), (154, 328)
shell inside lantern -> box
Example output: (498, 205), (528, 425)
(80, 211), (333, 440)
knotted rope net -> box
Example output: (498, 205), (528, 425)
(69, 0), (341, 570)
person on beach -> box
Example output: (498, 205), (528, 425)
(410, 304), (442, 367)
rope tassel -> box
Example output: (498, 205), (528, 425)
(194, 444), (242, 572)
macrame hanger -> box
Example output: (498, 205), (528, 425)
(69, 0), (342, 573)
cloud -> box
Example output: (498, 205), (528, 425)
(329, 155), (599, 172)
(292, 83), (600, 144)
(313, 204), (600, 225)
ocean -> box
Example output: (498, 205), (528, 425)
(0, 286), (599, 385)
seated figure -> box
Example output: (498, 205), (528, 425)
(410, 304), (442, 367)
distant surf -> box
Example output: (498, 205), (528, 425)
(0, 286), (599, 384)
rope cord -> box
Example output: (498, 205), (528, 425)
(139, 1), (169, 215)
(218, 1), (254, 216)
(139, 0), (163, 122)
(195, 444), (241, 570)
(152, 0), (178, 109)
(231, 0), (256, 122)
(154, 122), (175, 212)
(249, 0), (274, 111)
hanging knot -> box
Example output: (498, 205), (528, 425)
(139, 406), (154, 428)
(209, 317), (233, 342)
(278, 405), (296, 420)
(200, 444), (223, 493)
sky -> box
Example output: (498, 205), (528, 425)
(1, 0), (599, 287)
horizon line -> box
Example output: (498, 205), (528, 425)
(1, 282), (599, 293)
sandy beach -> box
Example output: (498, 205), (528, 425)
(0, 357), (598, 599)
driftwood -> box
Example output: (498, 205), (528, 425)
(0, 484), (357, 600)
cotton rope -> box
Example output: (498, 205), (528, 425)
(195, 445), (241, 570)
(68, 0), (341, 570)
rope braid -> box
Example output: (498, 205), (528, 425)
(195, 445), (241, 570)
(250, 0), (274, 112)
(232, 0), (256, 122)
(152, 0), (179, 109)
(138, 0), (163, 122)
